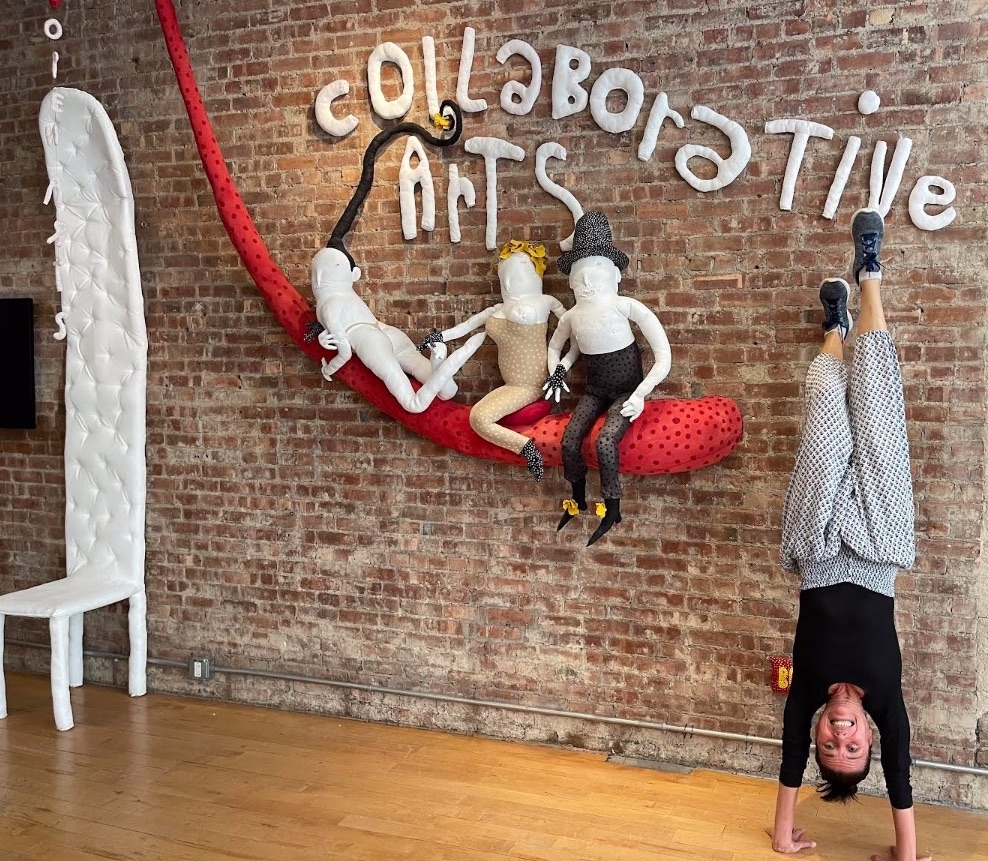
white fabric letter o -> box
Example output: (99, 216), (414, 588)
(368, 42), (414, 120)
(589, 67), (645, 134)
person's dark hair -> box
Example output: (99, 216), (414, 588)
(814, 744), (872, 803)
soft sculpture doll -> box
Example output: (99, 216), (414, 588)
(313, 243), (484, 413)
(543, 211), (672, 545)
(418, 240), (579, 480)
(307, 100), (485, 413)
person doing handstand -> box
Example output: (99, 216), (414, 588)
(770, 209), (929, 861)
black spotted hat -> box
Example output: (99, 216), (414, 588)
(557, 211), (629, 275)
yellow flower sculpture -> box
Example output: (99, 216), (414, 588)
(498, 239), (547, 278)
(431, 111), (452, 131)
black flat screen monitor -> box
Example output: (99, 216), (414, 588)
(0, 298), (37, 429)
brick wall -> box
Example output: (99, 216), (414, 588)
(1, 0), (987, 807)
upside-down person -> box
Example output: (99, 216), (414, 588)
(770, 209), (930, 861)
(542, 211), (671, 546)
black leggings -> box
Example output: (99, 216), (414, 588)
(561, 341), (643, 499)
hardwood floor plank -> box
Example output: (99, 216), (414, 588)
(1, 673), (985, 861)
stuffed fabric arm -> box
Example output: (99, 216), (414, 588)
(549, 298), (581, 372)
(546, 313), (578, 373)
(621, 297), (672, 420)
(441, 304), (498, 342)
(543, 314), (576, 402)
(319, 322), (353, 380)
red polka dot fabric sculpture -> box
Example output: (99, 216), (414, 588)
(154, 0), (743, 476)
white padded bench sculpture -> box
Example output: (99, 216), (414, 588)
(0, 88), (148, 731)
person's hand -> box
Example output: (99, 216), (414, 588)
(318, 330), (338, 351)
(320, 358), (335, 382)
(542, 364), (570, 402)
(869, 847), (932, 861)
(765, 827), (816, 854)
(620, 393), (645, 421)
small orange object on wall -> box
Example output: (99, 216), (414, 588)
(770, 656), (793, 693)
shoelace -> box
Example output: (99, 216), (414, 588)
(859, 232), (881, 271)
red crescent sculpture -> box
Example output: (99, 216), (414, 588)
(153, 0), (743, 474)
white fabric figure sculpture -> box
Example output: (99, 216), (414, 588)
(0, 87), (148, 731)
(313, 244), (484, 413)
(309, 101), (484, 413)
(543, 211), (672, 545)
(418, 240), (579, 480)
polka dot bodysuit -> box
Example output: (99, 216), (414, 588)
(468, 316), (548, 454)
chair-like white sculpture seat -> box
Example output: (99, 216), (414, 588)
(0, 573), (139, 619)
(0, 86), (148, 731)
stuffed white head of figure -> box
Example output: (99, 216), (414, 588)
(312, 245), (360, 298)
(496, 240), (547, 302)
(567, 255), (622, 301)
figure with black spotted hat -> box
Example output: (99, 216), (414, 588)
(542, 211), (671, 545)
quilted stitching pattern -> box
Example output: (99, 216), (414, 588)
(0, 88), (148, 730)
(40, 86), (148, 585)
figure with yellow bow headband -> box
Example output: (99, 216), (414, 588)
(419, 240), (578, 481)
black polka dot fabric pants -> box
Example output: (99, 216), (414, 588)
(780, 331), (915, 596)
(561, 341), (643, 499)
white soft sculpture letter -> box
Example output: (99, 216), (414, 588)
(368, 42), (414, 120)
(589, 67), (645, 134)
(868, 137), (913, 217)
(399, 137), (437, 240)
(447, 163), (476, 243)
(764, 119), (834, 211)
(908, 176), (957, 231)
(456, 27), (488, 113)
(823, 135), (862, 220)
(535, 141), (583, 251)
(637, 92), (685, 162)
(497, 39), (542, 116)
(465, 136), (525, 250)
(552, 45), (590, 120)
(422, 36), (440, 118)
(675, 105), (751, 192)
(314, 79), (359, 138)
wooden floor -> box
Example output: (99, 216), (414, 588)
(1, 673), (986, 860)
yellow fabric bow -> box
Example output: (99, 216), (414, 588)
(562, 499), (580, 516)
(498, 239), (547, 278)
(432, 112), (452, 131)
(595, 502), (607, 517)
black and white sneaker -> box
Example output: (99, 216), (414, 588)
(820, 278), (852, 341)
(851, 207), (884, 285)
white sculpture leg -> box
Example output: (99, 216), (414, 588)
(68, 612), (84, 688)
(128, 590), (147, 697)
(363, 330), (486, 413)
(404, 332), (486, 411)
(0, 614), (7, 720)
(49, 616), (73, 731)
(399, 340), (458, 401)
